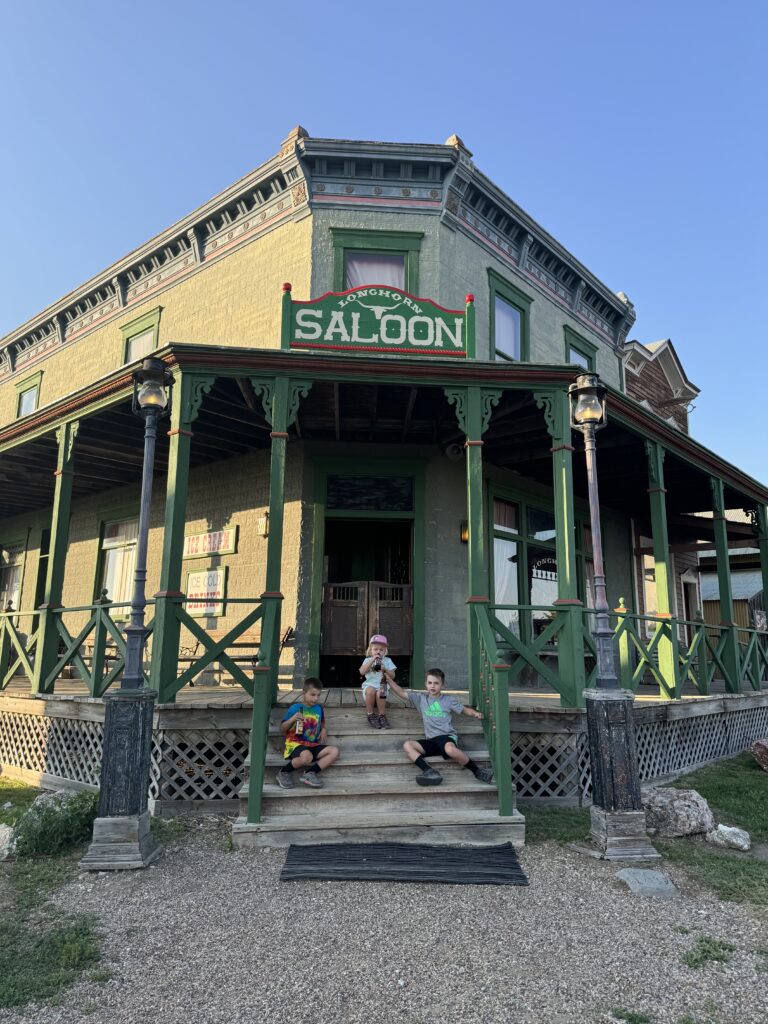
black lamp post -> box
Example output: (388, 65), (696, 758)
(81, 357), (173, 871)
(569, 373), (657, 860)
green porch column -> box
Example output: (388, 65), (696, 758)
(711, 476), (741, 691)
(534, 389), (586, 708)
(150, 372), (215, 703)
(246, 375), (310, 824)
(32, 420), (79, 694)
(758, 505), (768, 628)
(445, 385), (501, 706)
(645, 441), (679, 699)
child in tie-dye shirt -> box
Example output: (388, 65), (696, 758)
(276, 677), (340, 789)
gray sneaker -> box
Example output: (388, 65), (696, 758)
(474, 767), (495, 785)
(416, 767), (443, 786)
(276, 768), (295, 789)
(300, 771), (324, 788)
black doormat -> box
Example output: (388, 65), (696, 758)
(280, 841), (528, 886)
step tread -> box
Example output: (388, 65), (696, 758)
(263, 750), (490, 767)
(256, 776), (498, 799)
(234, 807), (524, 833)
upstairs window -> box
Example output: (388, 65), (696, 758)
(121, 307), (162, 365)
(15, 371), (42, 418)
(331, 228), (422, 294)
(488, 270), (531, 362)
(0, 545), (24, 611)
(564, 326), (598, 372)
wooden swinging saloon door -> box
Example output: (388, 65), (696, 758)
(321, 581), (413, 657)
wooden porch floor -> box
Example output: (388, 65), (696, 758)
(3, 675), (765, 711)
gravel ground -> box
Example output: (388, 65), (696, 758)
(2, 817), (767, 1024)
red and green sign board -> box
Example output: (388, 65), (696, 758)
(281, 284), (475, 357)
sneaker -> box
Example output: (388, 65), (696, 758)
(300, 771), (324, 788)
(276, 769), (295, 789)
(378, 714), (391, 729)
(367, 713), (381, 729)
(415, 767), (443, 787)
(474, 767), (495, 785)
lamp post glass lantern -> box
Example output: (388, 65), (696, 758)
(81, 357), (173, 871)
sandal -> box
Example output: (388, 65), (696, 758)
(367, 713), (381, 729)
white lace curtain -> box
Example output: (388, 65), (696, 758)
(345, 252), (405, 290)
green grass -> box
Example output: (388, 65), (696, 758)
(0, 914), (100, 1008)
(681, 935), (735, 968)
(8, 851), (83, 910)
(656, 753), (768, 904)
(611, 1009), (652, 1024)
(668, 752), (768, 839)
(150, 815), (187, 843)
(0, 778), (39, 826)
(521, 805), (590, 844)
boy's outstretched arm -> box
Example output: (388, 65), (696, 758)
(462, 705), (483, 719)
(386, 677), (408, 700)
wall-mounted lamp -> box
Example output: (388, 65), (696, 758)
(257, 511), (270, 538)
(459, 520), (469, 544)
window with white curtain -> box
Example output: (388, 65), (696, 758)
(100, 519), (138, 609)
(345, 252), (405, 290)
(0, 546), (24, 611)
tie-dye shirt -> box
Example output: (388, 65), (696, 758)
(282, 702), (325, 758)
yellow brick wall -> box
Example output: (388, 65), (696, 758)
(0, 215), (313, 424)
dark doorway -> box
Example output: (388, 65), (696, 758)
(320, 519), (412, 686)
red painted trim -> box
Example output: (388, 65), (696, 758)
(646, 487), (667, 494)
(282, 282), (292, 292)
(550, 444), (575, 453)
(269, 431), (289, 439)
(291, 342), (466, 357)
(466, 595), (490, 603)
(313, 194), (442, 210)
(465, 440), (484, 447)
(553, 599), (584, 606)
(167, 428), (193, 438)
(261, 591), (284, 599)
(290, 284), (465, 316)
(53, 469), (73, 477)
(491, 663), (510, 671)
(154, 590), (185, 599)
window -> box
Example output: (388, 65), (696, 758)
(491, 493), (592, 642)
(488, 269), (531, 362)
(331, 229), (422, 293)
(15, 371), (42, 418)
(564, 326), (598, 372)
(0, 545), (24, 611)
(121, 307), (162, 364)
(99, 518), (138, 608)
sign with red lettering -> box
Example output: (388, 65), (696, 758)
(183, 527), (237, 560)
(186, 567), (227, 617)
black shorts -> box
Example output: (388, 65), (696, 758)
(417, 735), (459, 759)
(285, 743), (327, 765)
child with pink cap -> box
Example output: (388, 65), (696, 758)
(360, 633), (396, 729)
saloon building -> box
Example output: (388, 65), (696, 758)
(1, 128), (767, 842)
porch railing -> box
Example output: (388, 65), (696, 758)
(471, 603), (514, 816)
(0, 608), (39, 690)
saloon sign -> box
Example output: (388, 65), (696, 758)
(282, 284), (475, 357)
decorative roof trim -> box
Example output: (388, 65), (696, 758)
(623, 338), (699, 398)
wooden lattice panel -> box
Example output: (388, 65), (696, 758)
(154, 729), (249, 801)
(634, 721), (669, 779)
(0, 710), (103, 785)
(726, 706), (768, 755)
(511, 732), (582, 799)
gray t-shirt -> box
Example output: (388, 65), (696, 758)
(408, 691), (465, 740)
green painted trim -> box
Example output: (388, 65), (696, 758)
(330, 227), (422, 293)
(616, 350), (626, 391)
(15, 371), (43, 417)
(563, 326), (598, 372)
(308, 456), (426, 689)
(120, 306), (162, 364)
(487, 268), (532, 362)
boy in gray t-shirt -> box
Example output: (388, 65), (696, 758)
(386, 668), (494, 787)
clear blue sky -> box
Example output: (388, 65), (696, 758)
(1, 1), (766, 484)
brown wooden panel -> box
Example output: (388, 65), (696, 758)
(369, 582), (412, 656)
(321, 582), (368, 655)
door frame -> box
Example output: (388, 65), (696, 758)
(308, 457), (426, 688)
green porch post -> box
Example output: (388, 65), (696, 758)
(32, 420), (79, 694)
(645, 441), (679, 699)
(150, 372), (214, 703)
(247, 375), (310, 824)
(446, 385), (500, 707)
(757, 506), (768, 625)
(711, 476), (741, 691)
(535, 389), (586, 708)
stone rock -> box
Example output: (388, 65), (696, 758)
(752, 738), (768, 773)
(616, 867), (679, 899)
(643, 787), (715, 837)
(0, 823), (14, 861)
(705, 824), (751, 852)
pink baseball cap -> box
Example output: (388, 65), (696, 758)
(369, 634), (388, 645)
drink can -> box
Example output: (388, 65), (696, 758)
(295, 714), (304, 736)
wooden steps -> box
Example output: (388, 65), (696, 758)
(232, 703), (525, 849)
